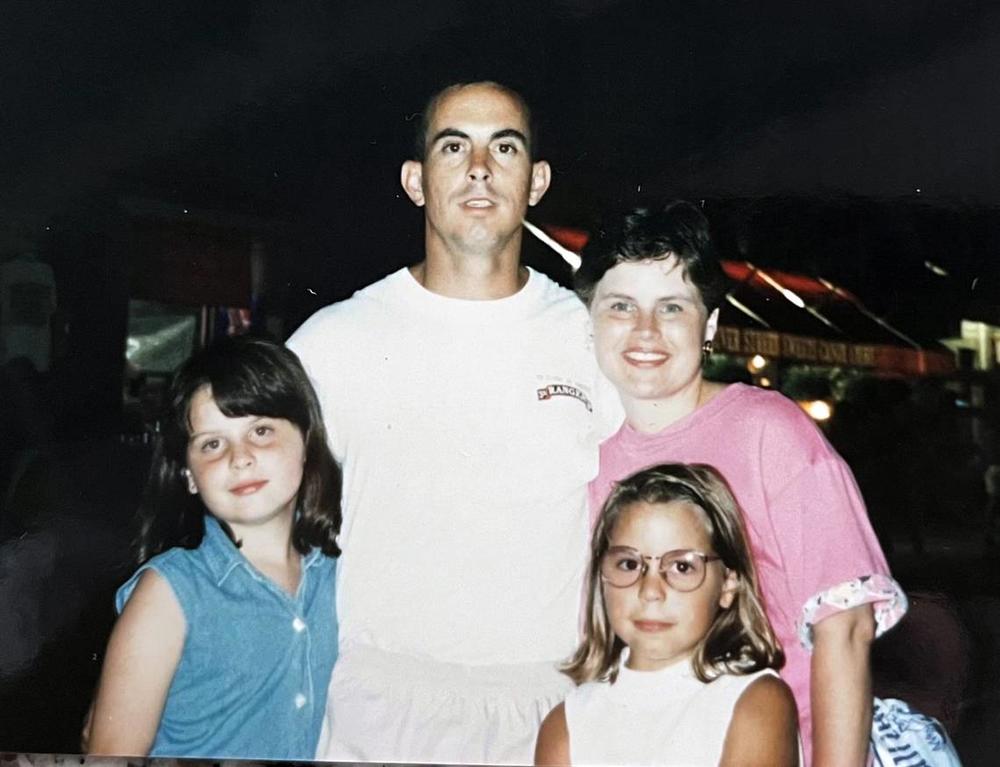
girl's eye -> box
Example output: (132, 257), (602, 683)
(609, 301), (634, 313)
(665, 556), (704, 580)
(659, 303), (682, 315)
(199, 438), (221, 453)
(616, 555), (642, 572)
(252, 424), (275, 440)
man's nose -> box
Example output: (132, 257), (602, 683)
(467, 147), (491, 181)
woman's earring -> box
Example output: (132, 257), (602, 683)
(701, 339), (714, 363)
(182, 469), (198, 495)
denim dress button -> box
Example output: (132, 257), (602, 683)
(292, 617), (306, 632)
(294, 693), (307, 709)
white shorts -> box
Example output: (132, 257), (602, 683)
(316, 643), (574, 764)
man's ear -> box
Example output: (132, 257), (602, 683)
(400, 160), (425, 206)
(527, 160), (551, 207)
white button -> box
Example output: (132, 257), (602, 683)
(292, 617), (306, 632)
(294, 693), (307, 709)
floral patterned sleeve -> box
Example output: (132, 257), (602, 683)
(797, 574), (908, 651)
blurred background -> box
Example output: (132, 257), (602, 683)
(2, 1), (999, 762)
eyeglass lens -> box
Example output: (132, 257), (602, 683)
(601, 548), (708, 591)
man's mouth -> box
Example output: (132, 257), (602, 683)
(463, 198), (495, 208)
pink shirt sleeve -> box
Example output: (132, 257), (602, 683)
(757, 407), (906, 648)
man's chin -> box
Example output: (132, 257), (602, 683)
(454, 228), (516, 256)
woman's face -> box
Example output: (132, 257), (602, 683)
(590, 256), (718, 408)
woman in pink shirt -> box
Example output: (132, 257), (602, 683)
(574, 202), (906, 766)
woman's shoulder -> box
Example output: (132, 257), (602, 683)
(725, 383), (811, 420)
(725, 384), (832, 450)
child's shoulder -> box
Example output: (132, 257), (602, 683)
(722, 671), (799, 764)
(727, 670), (797, 728)
(563, 676), (611, 709)
(304, 547), (339, 585)
(115, 544), (216, 614)
(730, 669), (792, 698)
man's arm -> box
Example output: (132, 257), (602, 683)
(810, 603), (875, 767)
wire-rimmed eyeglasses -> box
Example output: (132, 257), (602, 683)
(600, 546), (723, 591)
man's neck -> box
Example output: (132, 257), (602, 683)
(412, 234), (528, 299)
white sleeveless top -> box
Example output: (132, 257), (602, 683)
(564, 656), (779, 766)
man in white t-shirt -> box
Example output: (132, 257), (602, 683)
(288, 81), (620, 764)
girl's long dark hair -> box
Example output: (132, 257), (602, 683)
(135, 335), (341, 564)
(563, 463), (783, 685)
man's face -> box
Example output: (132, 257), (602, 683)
(401, 84), (550, 259)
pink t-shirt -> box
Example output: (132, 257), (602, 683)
(590, 383), (905, 758)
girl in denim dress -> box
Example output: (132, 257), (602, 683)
(88, 336), (341, 759)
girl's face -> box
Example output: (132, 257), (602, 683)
(602, 499), (737, 672)
(185, 385), (306, 539)
(590, 257), (718, 409)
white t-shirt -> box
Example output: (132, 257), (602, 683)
(288, 266), (622, 665)
(565, 658), (781, 766)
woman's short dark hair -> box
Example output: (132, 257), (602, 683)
(563, 463), (783, 685)
(135, 335), (341, 564)
(574, 201), (729, 313)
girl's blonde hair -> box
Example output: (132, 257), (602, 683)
(563, 463), (783, 685)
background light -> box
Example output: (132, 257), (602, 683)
(803, 400), (833, 421)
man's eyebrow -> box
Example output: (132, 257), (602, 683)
(428, 128), (529, 145)
(429, 128), (470, 145)
(492, 128), (528, 145)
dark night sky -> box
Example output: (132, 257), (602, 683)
(4, 1), (1000, 310)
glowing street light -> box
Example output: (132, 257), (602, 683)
(803, 400), (833, 421)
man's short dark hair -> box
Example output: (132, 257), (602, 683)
(412, 81), (538, 161)
(574, 201), (730, 313)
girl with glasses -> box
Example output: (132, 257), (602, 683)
(535, 463), (799, 766)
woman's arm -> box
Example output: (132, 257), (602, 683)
(88, 570), (186, 756)
(534, 702), (571, 766)
(720, 674), (799, 766)
(810, 603), (875, 767)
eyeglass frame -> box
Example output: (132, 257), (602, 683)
(600, 546), (724, 592)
